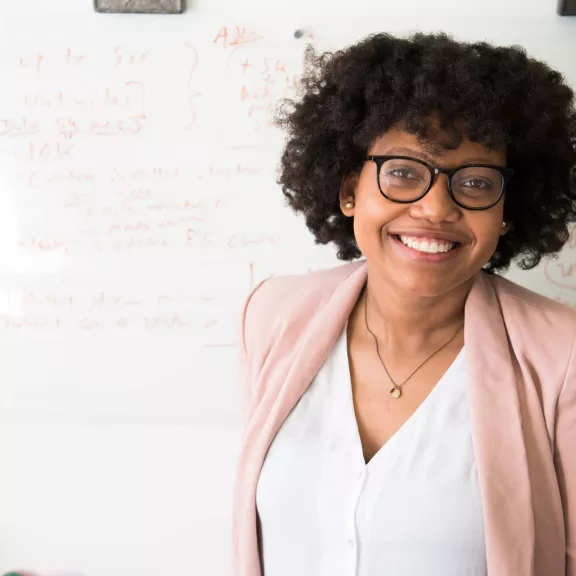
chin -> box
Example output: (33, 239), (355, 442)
(368, 233), (487, 297)
(371, 255), (473, 299)
(397, 274), (460, 298)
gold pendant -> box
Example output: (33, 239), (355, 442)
(390, 387), (402, 399)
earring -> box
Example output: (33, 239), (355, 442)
(345, 201), (354, 209)
(502, 221), (507, 228)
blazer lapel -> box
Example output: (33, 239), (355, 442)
(235, 262), (368, 576)
(260, 263), (368, 434)
(465, 272), (535, 575)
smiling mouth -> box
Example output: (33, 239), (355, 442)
(392, 234), (462, 254)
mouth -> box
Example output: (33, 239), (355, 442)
(390, 233), (465, 260)
(394, 234), (459, 253)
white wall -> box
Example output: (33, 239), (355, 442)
(0, 2), (574, 576)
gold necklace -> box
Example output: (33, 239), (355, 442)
(363, 291), (463, 399)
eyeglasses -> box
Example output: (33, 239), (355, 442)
(365, 155), (514, 211)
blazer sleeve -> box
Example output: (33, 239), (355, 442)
(556, 336), (576, 576)
(236, 278), (269, 421)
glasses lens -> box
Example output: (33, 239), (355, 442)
(452, 167), (504, 208)
(378, 159), (431, 201)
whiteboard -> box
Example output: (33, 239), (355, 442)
(0, 8), (574, 576)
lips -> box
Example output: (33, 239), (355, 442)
(388, 229), (468, 262)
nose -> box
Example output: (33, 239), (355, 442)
(408, 173), (461, 224)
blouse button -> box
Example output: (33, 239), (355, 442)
(348, 539), (355, 548)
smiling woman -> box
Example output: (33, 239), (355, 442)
(339, 126), (514, 297)
(232, 32), (576, 576)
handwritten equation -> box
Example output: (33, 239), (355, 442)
(0, 25), (306, 271)
(0, 286), (239, 345)
(16, 161), (281, 256)
(2, 26), (303, 156)
(543, 230), (576, 292)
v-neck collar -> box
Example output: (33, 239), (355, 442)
(341, 343), (467, 469)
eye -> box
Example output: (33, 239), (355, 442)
(380, 159), (429, 188)
(391, 169), (417, 179)
(461, 178), (492, 189)
(457, 178), (496, 193)
(384, 168), (423, 181)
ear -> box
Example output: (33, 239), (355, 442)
(339, 172), (359, 217)
(500, 221), (511, 236)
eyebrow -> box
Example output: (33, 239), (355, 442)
(379, 147), (502, 166)
(383, 147), (437, 163)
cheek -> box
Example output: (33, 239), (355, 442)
(352, 200), (407, 259)
(353, 183), (400, 241)
(471, 216), (504, 256)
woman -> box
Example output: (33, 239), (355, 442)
(232, 33), (576, 576)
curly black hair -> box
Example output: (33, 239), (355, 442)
(275, 32), (576, 273)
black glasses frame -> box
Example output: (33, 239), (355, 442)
(365, 155), (514, 211)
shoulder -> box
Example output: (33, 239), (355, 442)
(241, 260), (364, 354)
(486, 272), (576, 337)
(488, 272), (576, 320)
(249, 260), (363, 309)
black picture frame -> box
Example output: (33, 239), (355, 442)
(558, 0), (576, 15)
(94, 0), (184, 13)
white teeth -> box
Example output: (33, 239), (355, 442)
(398, 235), (455, 253)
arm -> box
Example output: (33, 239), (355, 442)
(556, 337), (576, 576)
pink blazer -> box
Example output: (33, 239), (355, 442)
(232, 260), (576, 576)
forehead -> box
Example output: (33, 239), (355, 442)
(370, 127), (507, 166)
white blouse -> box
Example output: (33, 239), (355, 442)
(256, 328), (487, 576)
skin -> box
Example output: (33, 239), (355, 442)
(339, 126), (509, 463)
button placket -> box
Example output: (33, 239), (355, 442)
(346, 464), (367, 574)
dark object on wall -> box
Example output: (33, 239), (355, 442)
(558, 0), (576, 15)
(94, 0), (184, 13)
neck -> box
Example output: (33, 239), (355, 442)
(361, 264), (471, 353)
